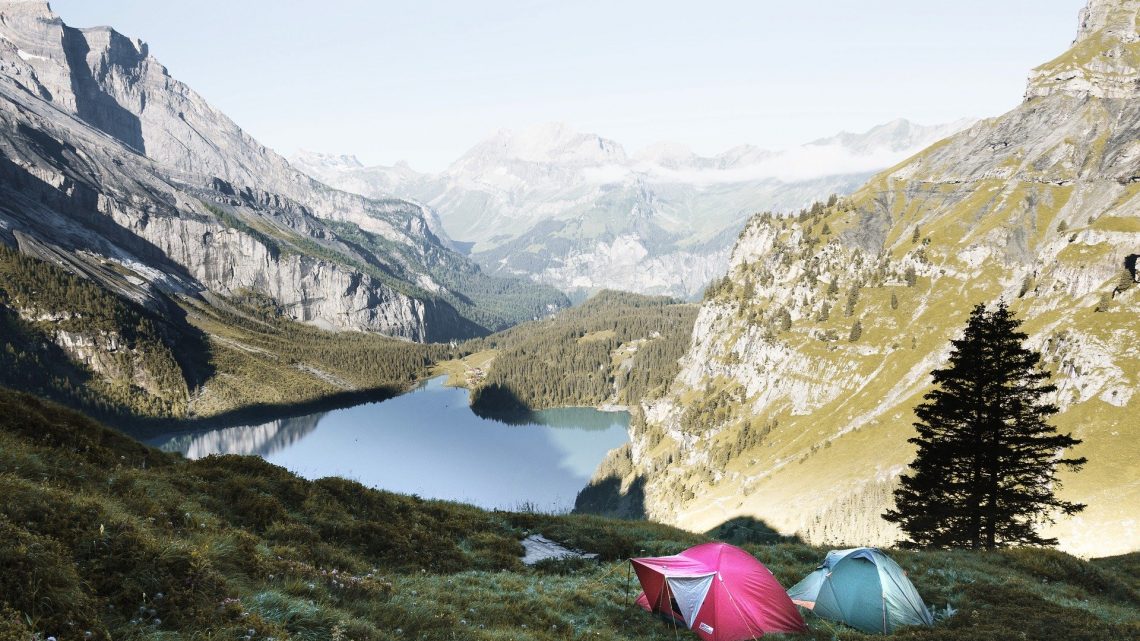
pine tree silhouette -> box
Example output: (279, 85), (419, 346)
(884, 302), (1085, 549)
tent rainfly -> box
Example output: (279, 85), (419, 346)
(631, 542), (806, 640)
(787, 547), (933, 634)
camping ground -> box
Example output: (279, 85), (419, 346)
(1, 388), (1137, 641)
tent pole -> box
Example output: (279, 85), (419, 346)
(671, 589), (680, 641)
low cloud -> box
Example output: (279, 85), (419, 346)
(581, 143), (931, 186)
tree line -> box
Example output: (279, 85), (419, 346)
(0, 244), (188, 419)
(0, 246), (450, 423)
(467, 290), (698, 413)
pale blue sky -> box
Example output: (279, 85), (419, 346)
(50, 0), (1084, 171)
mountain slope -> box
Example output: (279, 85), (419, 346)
(1, 387), (1137, 640)
(445, 290), (700, 419)
(589, 0), (1140, 557)
(295, 120), (972, 299)
(0, 0), (566, 345)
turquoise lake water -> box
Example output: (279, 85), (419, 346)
(144, 377), (630, 512)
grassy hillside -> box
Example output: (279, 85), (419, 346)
(614, 31), (1140, 554)
(619, 190), (1139, 556)
(177, 292), (448, 421)
(0, 245), (450, 426)
(1, 388), (1137, 641)
(0, 244), (194, 420)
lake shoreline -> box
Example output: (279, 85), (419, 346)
(144, 377), (632, 514)
(434, 369), (633, 417)
(126, 372), (630, 441)
(121, 382), (412, 439)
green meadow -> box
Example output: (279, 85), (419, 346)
(1, 388), (1136, 641)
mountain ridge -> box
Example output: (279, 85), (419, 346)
(0, 0), (570, 421)
(0, 0), (567, 343)
(294, 118), (974, 299)
(583, 0), (1140, 558)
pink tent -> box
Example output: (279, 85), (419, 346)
(631, 542), (806, 640)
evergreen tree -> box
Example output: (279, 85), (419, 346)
(904, 266), (918, 287)
(774, 307), (793, 332)
(816, 301), (830, 322)
(884, 302), (1085, 549)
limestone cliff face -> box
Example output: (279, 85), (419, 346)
(1027, 0), (1140, 100)
(0, 1), (529, 341)
(0, 78), (445, 340)
(611, 0), (1140, 557)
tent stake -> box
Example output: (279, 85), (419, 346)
(626, 560), (631, 598)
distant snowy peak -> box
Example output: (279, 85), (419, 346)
(632, 142), (697, 168)
(450, 122), (629, 172)
(299, 118), (975, 194)
(809, 117), (978, 155)
(290, 150), (426, 197)
(427, 118), (975, 190)
(712, 145), (777, 169)
(292, 150), (366, 172)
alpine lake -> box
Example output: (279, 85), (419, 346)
(142, 377), (631, 513)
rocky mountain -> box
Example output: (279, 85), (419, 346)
(294, 120), (973, 300)
(0, 0), (566, 347)
(584, 0), (1140, 557)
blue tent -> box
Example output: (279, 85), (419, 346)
(787, 547), (933, 634)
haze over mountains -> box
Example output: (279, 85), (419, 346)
(294, 118), (973, 299)
(585, 0), (1140, 557)
(0, 0), (565, 345)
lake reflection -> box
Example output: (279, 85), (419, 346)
(145, 377), (630, 512)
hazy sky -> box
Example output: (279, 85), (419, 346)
(50, 0), (1085, 172)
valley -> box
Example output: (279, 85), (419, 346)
(0, 0), (1138, 639)
(141, 376), (631, 514)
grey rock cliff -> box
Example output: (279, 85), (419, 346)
(0, 1), (551, 341)
(1025, 0), (1140, 99)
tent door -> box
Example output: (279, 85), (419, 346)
(665, 573), (716, 629)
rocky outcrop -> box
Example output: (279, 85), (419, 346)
(0, 84), (448, 339)
(1025, 0), (1140, 100)
(607, 0), (1140, 558)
